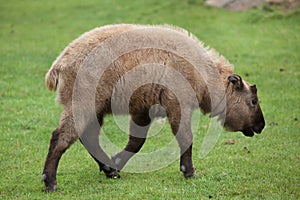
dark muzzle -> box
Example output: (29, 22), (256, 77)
(242, 117), (265, 137)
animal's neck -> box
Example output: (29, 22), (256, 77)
(200, 49), (234, 116)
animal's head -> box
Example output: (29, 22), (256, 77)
(224, 74), (265, 137)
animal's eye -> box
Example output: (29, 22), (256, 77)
(251, 98), (257, 105)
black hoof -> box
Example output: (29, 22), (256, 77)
(41, 174), (57, 192)
(45, 185), (57, 192)
(105, 170), (120, 179)
(100, 165), (120, 179)
(183, 171), (196, 178)
(180, 165), (195, 178)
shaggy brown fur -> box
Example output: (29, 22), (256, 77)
(42, 24), (265, 192)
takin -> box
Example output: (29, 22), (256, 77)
(42, 24), (265, 192)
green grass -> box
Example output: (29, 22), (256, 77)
(1, 0), (299, 199)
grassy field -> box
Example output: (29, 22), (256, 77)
(0, 0), (299, 199)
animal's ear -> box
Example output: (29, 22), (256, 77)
(228, 74), (243, 90)
(251, 84), (257, 94)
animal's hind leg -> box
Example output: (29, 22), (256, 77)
(42, 109), (78, 192)
(78, 117), (105, 173)
(78, 140), (119, 178)
(112, 114), (151, 171)
(79, 114), (120, 179)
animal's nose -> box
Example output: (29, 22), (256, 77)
(254, 120), (265, 134)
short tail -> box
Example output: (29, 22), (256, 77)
(45, 66), (60, 91)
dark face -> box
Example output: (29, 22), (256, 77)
(224, 74), (265, 137)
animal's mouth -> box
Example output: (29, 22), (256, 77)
(242, 126), (263, 137)
(242, 128), (255, 137)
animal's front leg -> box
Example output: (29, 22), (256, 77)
(179, 144), (195, 178)
(167, 109), (195, 178)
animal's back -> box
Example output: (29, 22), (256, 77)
(46, 24), (232, 110)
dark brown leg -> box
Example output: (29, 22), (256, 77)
(42, 110), (78, 192)
(78, 138), (118, 176)
(77, 115), (117, 177)
(112, 114), (151, 171)
(79, 115), (119, 179)
(179, 145), (194, 178)
(167, 109), (195, 178)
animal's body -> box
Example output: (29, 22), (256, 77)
(42, 24), (265, 192)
